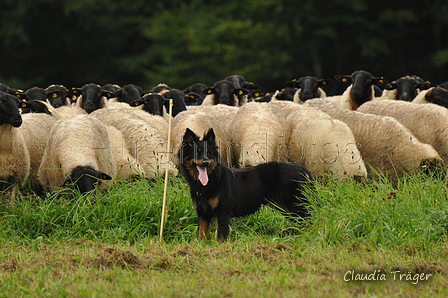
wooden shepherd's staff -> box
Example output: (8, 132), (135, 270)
(159, 98), (173, 241)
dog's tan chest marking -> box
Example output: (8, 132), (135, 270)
(208, 197), (219, 209)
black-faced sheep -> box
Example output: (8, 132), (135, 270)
(159, 89), (188, 117)
(38, 115), (117, 194)
(114, 84), (143, 105)
(357, 99), (448, 162)
(74, 83), (111, 113)
(45, 84), (69, 108)
(0, 92), (31, 197)
(320, 107), (444, 181)
(230, 102), (288, 167)
(16, 86), (46, 102)
(201, 80), (248, 106)
(182, 83), (208, 105)
(285, 76), (332, 103)
(412, 86), (448, 109)
(286, 106), (367, 180)
(381, 75), (431, 101)
(132, 93), (165, 116)
(225, 75), (259, 105)
(90, 108), (177, 178)
(20, 100), (53, 115)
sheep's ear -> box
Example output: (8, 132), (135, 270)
(183, 128), (198, 144)
(252, 91), (266, 97)
(18, 101), (31, 108)
(234, 89), (248, 96)
(335, 75), (352, 83)
(384, 82), (397, 90)
(318, 79), (332, 87)
(47, 91), (63, 99)
(115, 88), (123, 97)
(243, 82), (259, 90)
(15, 92), (26, 100)
(185, 93), (200, 100)
(373, 77), (388, 87)
(203, 88), (214, 95)
(98, 172), (112, 180)
(417, 82), (432, 90)
(132, 99), (145, 106)
(285, 80), (298, 88)
(101, 90), (115, 99)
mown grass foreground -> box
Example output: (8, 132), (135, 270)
(0, 173), (447, 297)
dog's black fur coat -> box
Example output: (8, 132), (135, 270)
(178, 128), (314, 241)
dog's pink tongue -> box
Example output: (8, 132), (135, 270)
(197, 166), (209, 186)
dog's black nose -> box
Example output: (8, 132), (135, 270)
(201, 159), (210, 166)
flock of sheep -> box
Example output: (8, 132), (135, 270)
(1, 70), (448, 198)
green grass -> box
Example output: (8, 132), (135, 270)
(0, 173), (447, 297)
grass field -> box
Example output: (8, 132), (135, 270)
(0, 172), (447, 297)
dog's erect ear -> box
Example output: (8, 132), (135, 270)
(203, 128), (216, 144)
(183, 128), (198, 144)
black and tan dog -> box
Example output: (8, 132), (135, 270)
(178, 128), (314, 242)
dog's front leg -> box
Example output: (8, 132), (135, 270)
(216, 215), (230, 242)
(197, 217), (211, 240)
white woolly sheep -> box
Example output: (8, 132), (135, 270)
(320, 107), (444, 181)
(268, 99), (302, 118)
(38, 114), (117, 194)
(19, 113), (57, 193)
(90, 108), (177, 178)
(230, 102), (288, 167)
(0, 92), (31, 198)
(194, 104), (240, 133)
(286, 106), (367, 180)
(357, 99), (448, 162)
(171, 110), (230, 166)
(104, 125), (144, 180)
(412, 86), (448, 109)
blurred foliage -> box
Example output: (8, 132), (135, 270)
(0, 0), (448, 94)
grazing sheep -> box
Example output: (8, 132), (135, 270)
(90, 108), (177, 178)
(171, 110), (230, 166)
(357, 99), (448, 162)
(38, 115), (117, 194)
(286, 106), (367, 180)
(381, 75), (431, 101)
(0, 92), (31, 198)
(230, 102), (288, 167)
(412, 86), (448, 109)
(285, 76), (332, 103)
(320, 107), (444, 181)
(19, 113), (57, 193)
(202, 80), (248, 106)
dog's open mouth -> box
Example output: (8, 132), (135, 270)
(196, 165), (209, 186)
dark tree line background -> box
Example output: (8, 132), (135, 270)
(1, 0), (448, 95)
